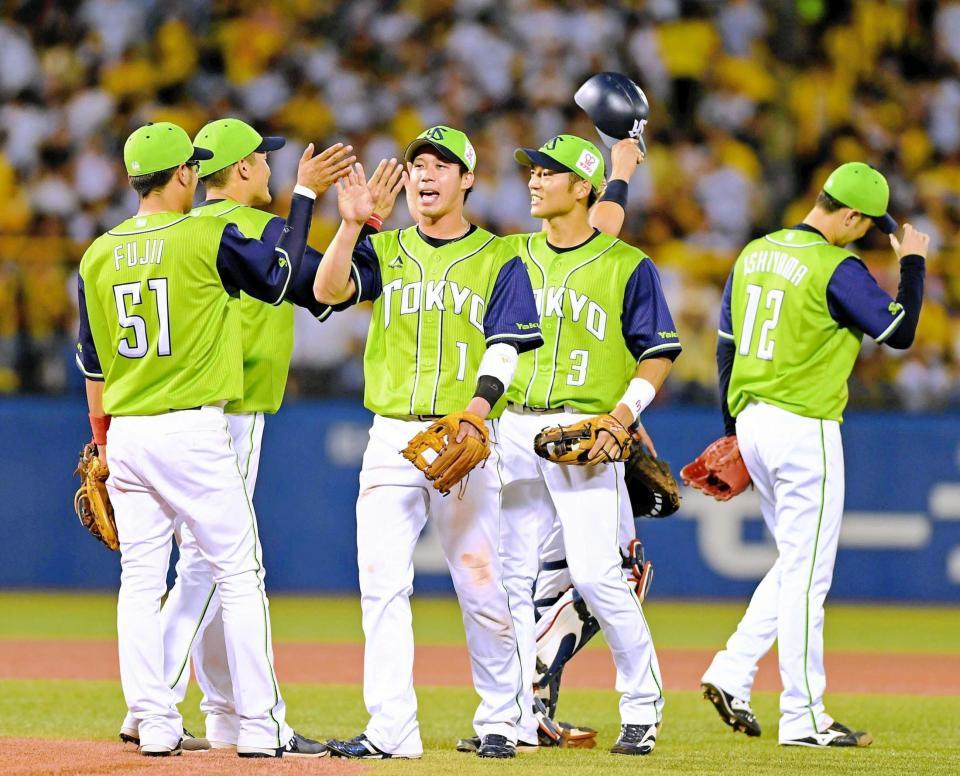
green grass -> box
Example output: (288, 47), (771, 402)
(2, 592), (958, 653)
(0, 680), (957, 775)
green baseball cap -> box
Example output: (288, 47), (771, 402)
(514, 134), (605, 192)
(403, 126), (477, 172)
(193, 118), (286, 178)
(822, 162), (897, 234)
(123, 122), (213, 176)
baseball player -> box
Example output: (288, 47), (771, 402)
(699, 162), (927, 747)
(313, 126), (543, 759)
(498, 134), (681, 756)
(75, 122), (337, 756)
(115, 118), (388, 754)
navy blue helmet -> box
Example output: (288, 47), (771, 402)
(574, 72), (650, 153)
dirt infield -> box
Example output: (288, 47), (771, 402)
(0, 740), (369, 775)
(1, 639), (957, 695)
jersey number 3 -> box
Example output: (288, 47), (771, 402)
(113, 279), (171, 359)
(739, 284), (783, 361)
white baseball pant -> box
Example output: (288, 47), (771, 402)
(498, 406), (664, 744)
(108, 406), (285, 752)
(701, 400), (844, 741)
(355, 414), (523, 756)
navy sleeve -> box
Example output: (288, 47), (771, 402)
(884, 255), (925, 349)
(75, 275), (104, 381)
(483, 256), (543, 353)
(717, 338), (736, 435)
(621, 258), (682, 361)
(826, 257), (907, 343)
(718, 272), (735, 342)
(331, 234), (383, 311)
(216, 192), (313, 304)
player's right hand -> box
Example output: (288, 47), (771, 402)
(890, 223), (930, 259)
(368, 158), (408, 222)
(297, 142), (356, 195)
(609, 138), (644, 182)
(335, 163), (375, 226)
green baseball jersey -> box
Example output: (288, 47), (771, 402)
(504, 231), (681, 413)
(345, 225), (542, 417)
(723, 227), (904, 421)
(77, 212), (243, 415)
(191, 200), (294, 415)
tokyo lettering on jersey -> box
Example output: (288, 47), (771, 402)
(721, 225), (905, 422)
(343, 225), (543, 417)
(76, 195), (313, 415)
(191, 199), (331, 415)
(503, 231), (681, 414)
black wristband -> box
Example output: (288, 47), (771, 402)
(474, 374), (505, 407)
(600, 178), (628, 208)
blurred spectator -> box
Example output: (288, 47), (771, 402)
(0, 0), (956, 412)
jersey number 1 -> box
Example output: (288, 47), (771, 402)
(114, 279), (171, 358)
(739, 284), (783, 361)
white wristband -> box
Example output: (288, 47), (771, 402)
(293, 183), (317, 200)
(618, 378), (656, 423)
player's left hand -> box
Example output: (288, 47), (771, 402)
(368, 158), (408, 222)
(335, 163), (375, 226)
(629, 419), (657, 458)
(297, 142), (356, 195)
(609, 138), (644, 182)
(458, 396), (491, 442)
(587, 404), (633, 463)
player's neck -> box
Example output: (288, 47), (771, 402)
(417, 209), (471, 240)
(544, 209), (594, 249)
(136, 190), (191, 217)
(802, 208), (839, 244)
(204, 186), (243, 205)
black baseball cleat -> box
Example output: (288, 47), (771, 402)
(610, 723), (658, 755)
(781, 721), (873, 748)
(457, 735), (537, 753)
(139, 741), (183, 757)
(282, 731), (330, 757)
(476, 734), (517, 758)
(702, 682), (762, 737)
(326, 733), (420, 759)
(119, 729), (139, 747)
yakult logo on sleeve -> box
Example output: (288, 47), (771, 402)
(575, 150), (599, 177)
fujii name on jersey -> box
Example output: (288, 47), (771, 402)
(741, 249), (808, 287)
(533, 286), (607, 341)
(381, 279), (485, 330)
(112, 239), (164, 271)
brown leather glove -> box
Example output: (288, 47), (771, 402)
(401, 412), (490, 496)
(533, 414), (631, 465)
(73, 442), (119, 550)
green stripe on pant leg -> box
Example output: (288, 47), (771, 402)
(802, 420), (827, 732)
(168, 584), (216, 690)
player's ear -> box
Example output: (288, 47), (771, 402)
(460, 169), (475, 192)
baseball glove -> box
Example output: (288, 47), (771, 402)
(73, 442), (119, 551)
(533, 414), (631, 465)
(401, 412), (490, 496)
(624, 441), (681, 517)
(680, 435), (752, 501)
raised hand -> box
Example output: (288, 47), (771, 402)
(367, 158), (408, 222)
(890, 223), (930, 260)
(297, 142), (356, 196)
(609, 138), (644, 182)
(335, 163), (375, 226)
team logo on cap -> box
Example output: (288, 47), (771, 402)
(131, 161), (141, 171)
(629, 119), (647, 139)
(464, 141), (476, 169)
(575, 149), (599, 176)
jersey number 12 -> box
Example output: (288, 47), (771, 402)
(739, 284), (783, 361)
(113, 278), (171, 358)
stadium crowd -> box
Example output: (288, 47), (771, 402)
(1, 0), (958, 411)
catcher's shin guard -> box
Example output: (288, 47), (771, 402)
(534, 588), (601, 717)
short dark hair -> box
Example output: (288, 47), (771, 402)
(129, 166), (178, 198)
(457, 160), (473, 203)
(567, 173), (597, 208)
(816, 190), (846, 212)
(200, 152), (256, 190)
